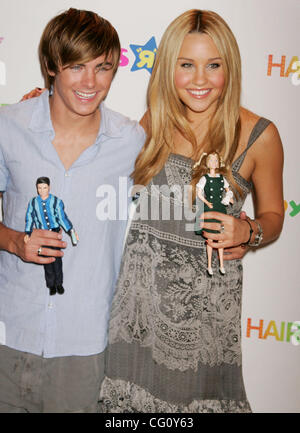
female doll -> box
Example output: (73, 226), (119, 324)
(194, 151), (234, 276)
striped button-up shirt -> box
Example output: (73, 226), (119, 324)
(25, 193), (73, 235)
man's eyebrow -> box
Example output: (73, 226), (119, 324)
(95, 61), (113, 67)
(70, 61), (113, 67)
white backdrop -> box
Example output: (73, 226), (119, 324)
(0, 0), (299, 413)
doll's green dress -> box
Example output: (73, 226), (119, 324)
(195, 174), (228, 235)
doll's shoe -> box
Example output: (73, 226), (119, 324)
(49, 287), (56, 296)
(56, 285), (65, 295)
(207, 267), (213, 277)
(219, 267), (226, 275)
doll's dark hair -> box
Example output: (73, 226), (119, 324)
(36, 177), (50, 186)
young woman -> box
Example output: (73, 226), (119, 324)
(98, 9), (284, 413)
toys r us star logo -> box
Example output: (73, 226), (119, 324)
(130, 36), (157, 74)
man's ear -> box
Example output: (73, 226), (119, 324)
(44, 57), (56, 77)
(47, 65), (56, 78)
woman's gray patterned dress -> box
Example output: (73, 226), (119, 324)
(99, 118), (270, 413)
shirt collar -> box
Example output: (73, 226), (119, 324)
(37, 193), (52, 203)
(29, 89), (122, 140)
(98, 102), (123, 139)
(29, 89), (54, 134)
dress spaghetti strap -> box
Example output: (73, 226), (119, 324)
(232, 117), (271, 172)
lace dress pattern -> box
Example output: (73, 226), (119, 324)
(100, 119), (270, 413)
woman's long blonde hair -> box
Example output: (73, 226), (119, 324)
(132, 9), (242, 199)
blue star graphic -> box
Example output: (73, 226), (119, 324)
(130, 36), (157, 74)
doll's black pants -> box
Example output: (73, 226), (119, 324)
(43, 227), (63, 289)
(44, 254), (63, 288)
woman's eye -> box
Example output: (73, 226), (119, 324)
(208, 63), (221, 69)
(181, 63), (193, 68)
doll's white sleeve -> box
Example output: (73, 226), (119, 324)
(196, 176), (206, 192)
(223, 177), (229, 189)
(221, 177), (233, 205)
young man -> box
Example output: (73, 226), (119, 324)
(0, 8), (145, 412)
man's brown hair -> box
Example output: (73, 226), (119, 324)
(38, 8), (121, 89)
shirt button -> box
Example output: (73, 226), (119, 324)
(48, 302), (53, 309)
(65, 172), (70, 177)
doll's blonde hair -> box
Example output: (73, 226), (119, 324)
(194, 151), (230, 179)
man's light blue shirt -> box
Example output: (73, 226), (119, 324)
(0, 90), (145, 357)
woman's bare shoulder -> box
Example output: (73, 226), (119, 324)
(240, 107), (282, 160)
(235, 108), (261, 156)
(240, 107), (279, 142)
(240, 107), (261, 128)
